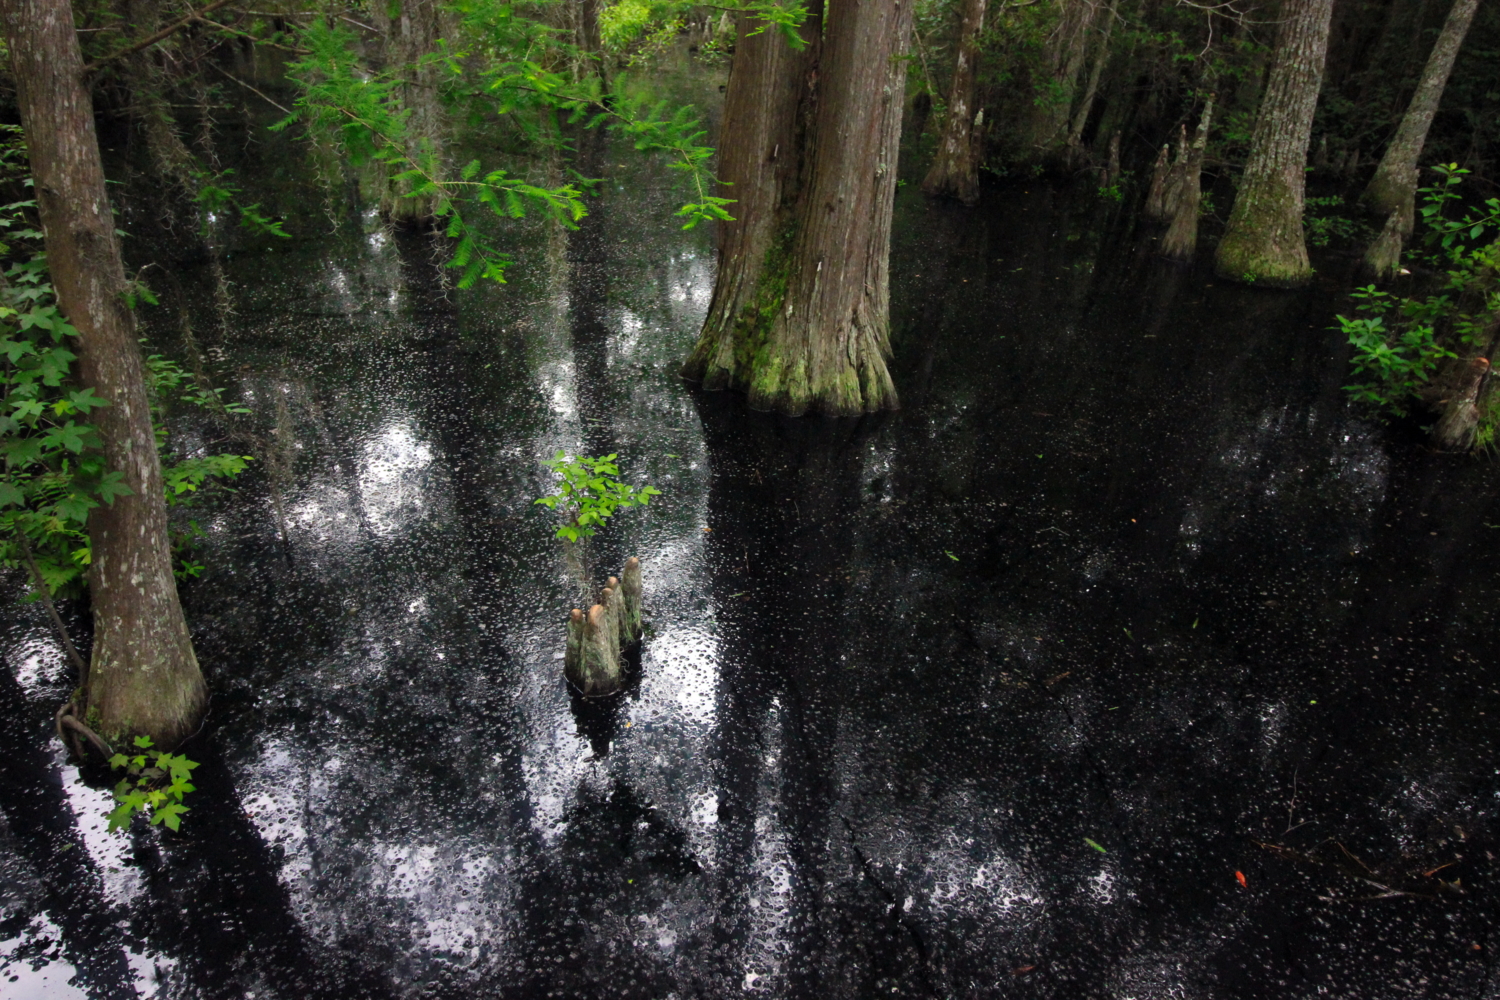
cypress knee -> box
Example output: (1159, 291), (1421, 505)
(621, 556), (642, 643)
(577, 604), (621, 696)
(564, 608), (585, 687)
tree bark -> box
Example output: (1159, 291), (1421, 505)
(1161, 94), (1214, 261)
(684, 0), (913, 416)
(1362, 0), (1478, 216)
(1214, 0), (1334, 288)
(1361, 167), (1416, 281)
(921, 0), (988, 204)
(3, 0), (206, 746)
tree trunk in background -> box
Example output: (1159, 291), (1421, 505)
(921, 0), (988, 204)
(1214, 0), (1333, 287)
(1026, 0), (1097, 159)
(1065, 0), (1117, 157)
(3, 0), (206, 746)
(684, 0), (912, 415)
(1362, 0), (1478, 216)
(1161, 94), (1214, 260)
(375, 0), (448, 221)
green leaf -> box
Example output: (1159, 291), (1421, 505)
(1084, 837), (1108, 854)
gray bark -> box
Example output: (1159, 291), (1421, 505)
(922, 0), (989, 204)
(1362, 0), (1479, 216)
(1214, 0), (1334, 287)
(3, 0), (206, 746)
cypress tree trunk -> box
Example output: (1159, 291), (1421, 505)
(921, 0), (988, 204)
(682, 11), (818, 392)
(1362, 0), (1478, 216)
(375, 0), (448, 221)
(1214, 0), (1334, 288)
(683, 0), (912, 416)
(3, 0), (206, 746)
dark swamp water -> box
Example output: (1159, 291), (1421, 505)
(6, 115), (1500, 1000)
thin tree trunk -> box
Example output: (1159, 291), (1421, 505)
(1026, 0), (1097, 158)
(1362, 0), (1478, 216)
(1214, 0), (1334, 287)
(684, 0), (913, 416)
(1065, 0), (1117, 153)
(3, 0), (206, 746)
(921, 0), (988, 204)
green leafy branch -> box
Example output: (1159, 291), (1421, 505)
(106, 735), (200, 833)
(273, 21), (588, 286)
(534, 451), (660, 543)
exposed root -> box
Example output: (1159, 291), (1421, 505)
(55, 702), (113, 761)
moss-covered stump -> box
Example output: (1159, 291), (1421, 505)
(562, 558), (644, 697)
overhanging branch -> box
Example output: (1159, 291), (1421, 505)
(82, 0), (238, 74)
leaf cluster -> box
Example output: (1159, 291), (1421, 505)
(533, 451), (660, 543)
(106, 735), (199, 833)
(1339, 286), (1455, 415)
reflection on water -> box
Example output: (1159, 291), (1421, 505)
(4, 141), (1500, 998)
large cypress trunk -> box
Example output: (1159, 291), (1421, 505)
(1213, 0), (1334, 288)
(921, 0), (988, 204)
(682, 12), (818, 393)
(1362, 0), (1478, 217)
(683, 0), (912, 416)
(3, 0), (206, 746)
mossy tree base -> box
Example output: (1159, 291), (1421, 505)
(682, 0), (909, 418)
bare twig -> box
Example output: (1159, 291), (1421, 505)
(15, 532), (89, 685)
(82, 0), (239, 73)
(206, 60), (292, 114)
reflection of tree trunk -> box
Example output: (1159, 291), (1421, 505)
(921, 0), (988, 205)
(694, 391), (870, 994)
(0, 669), (136, 1000)
(1362, 0), (1478, 216)
(4, 0), (206, 745)
(566, 126), (624, 588)
(1213, 0), (1333, 288)
(136, 742), (394, 996)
